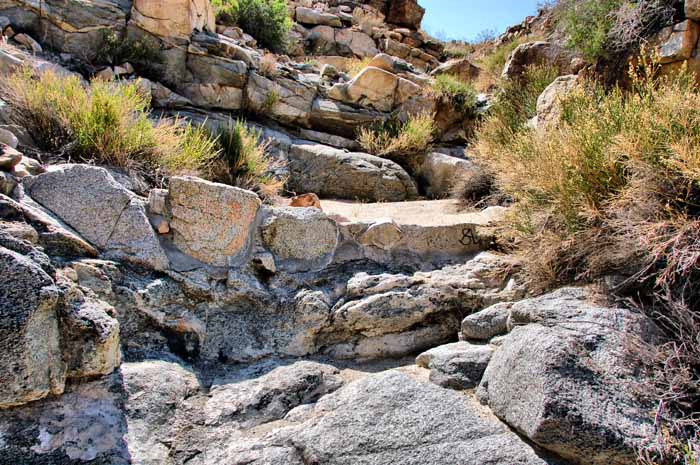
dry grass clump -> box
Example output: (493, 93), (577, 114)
(357, 113), (434, 167)
(473, 55), (699, 463)
(0, 68), (216, 170)
(259, 53), (279, 77)
(431, 74), (479, 115)
(206, 119), (284, 200)
(347, 57), (372, 78)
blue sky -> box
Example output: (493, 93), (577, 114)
(419, 0), (541, 41)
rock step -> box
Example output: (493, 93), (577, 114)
(323, 200), (504, 265)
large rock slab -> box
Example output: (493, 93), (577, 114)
(0, 246), (64, 408)
(245, 72), (317, 126)
(296, 7), (342, 27)
(167, 176), (261, 267)
(319, 252), (521, 359)
(0, 373), (130, 463)
(24, 165), (168, 270)
(205, 361), (343, 428)
(287, 141), (418, 202)
(309, 98), (388, 138)
(0, 0), (131, 59)
(386, 0), (425, 29)
(478, 287), (662, 465)
(284, 371), (556, 465)
(260, 207), (339, 272)
(131, 0), (215, 39)
(502, 41), (577, 80)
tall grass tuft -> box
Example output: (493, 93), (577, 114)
(0, 69), (217, 172)
(358, 113), (434, 168)
(208, 120), (284, 200)
(432, 74), (479, 115)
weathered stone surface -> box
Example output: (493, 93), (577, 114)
(310, 98), (388, 138)
(131, 0), (215, 39)
(335, 28), (379, 57)
(261, 207), (339, 272)
(187, 53), (248, 87)
(502, 41), (576, 80)
(416, 341), (494, 389)
(206, 361), (343, 428)
(4, 193), (98, 259)
(478, 287), (662, 465)
(319, 252), (521, 359)
(246, 72), (317, 125)
(535, 74), (578, 129)
(287, 141), (418, 202)
(330, 62), (422, 112)
(168, 176), (261, 267)
(0, 143), (22, 170)
(0, 0), (131, 59)
(431, 58), (481, 82)
(418, 152), (479, 199)
(24, 165), (168, 270)
(0, 373), (130, 463)
(654, 19), (700, 64)
(0, 127), (18, 148)
(460, 302), (511, 341)
(0, 171), (16, 195)
(180, 83), (244, 110)
(687, 0), (700, 21)
(61, 290), (120, 379)
(386, 0), (425, 29)
(296, 7), (342, 27)
(0, 246), (64, 408)
(285, 371), (556, 465)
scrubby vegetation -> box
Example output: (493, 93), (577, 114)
(96, 31), (164, 80)
(357, 113), (434, 167)
(554, 0), (676, 60)
(347, 57), (372, 78)
(472, 56), (699, 462)
(211, 0), (292, 53)
(0, 70), (280, 197)
(0, 69), (214, 170)
(207, 119), (284, 200)
(432, 74), (479, 115)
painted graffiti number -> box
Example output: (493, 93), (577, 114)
(460, 228), (477, 246)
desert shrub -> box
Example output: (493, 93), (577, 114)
(207, 119), (284, 199)
(96, 30), (163, 80)
(432, 74), (479, 115)
(212, 0), (291, 53)
(554, 0), (676, 60)
(477, 64), (559, 150)
(0, 69), (216, 170)
(473, 57), (700, 461)
(358, 113), (434, 167)
(556, 0), (622, 60)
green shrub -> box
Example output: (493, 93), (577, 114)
(96, 31), (163, 80)
(556, 0), (622, 60)
(212, 0), (292, 53)
(0, 69), (216, 170)
(207, 119), (284, 199)
(358, 113), (434, 169)
(432, 74), (479, 115)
